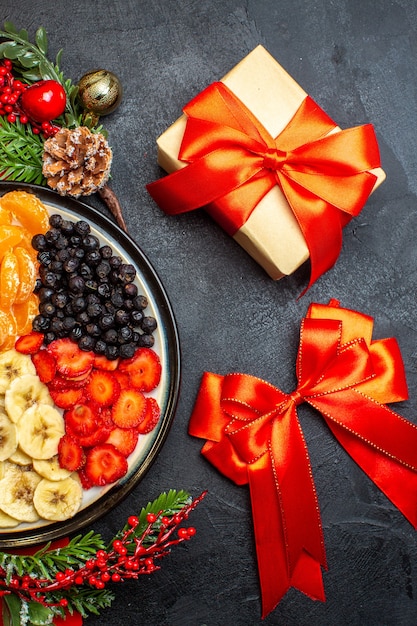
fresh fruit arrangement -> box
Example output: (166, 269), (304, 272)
(0, 189), (164, 529)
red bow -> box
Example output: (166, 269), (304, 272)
(189, 300), (417, 617)
(147, 82), (381, 290)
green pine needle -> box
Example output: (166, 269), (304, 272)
(0, 117), (45, 185)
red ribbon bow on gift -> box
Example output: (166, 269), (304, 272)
(147, 82), (381, 290)
(189, 300), (417, 618)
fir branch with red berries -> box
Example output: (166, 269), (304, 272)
(0, 490), (206, 625)
(0, 22), (127, 230)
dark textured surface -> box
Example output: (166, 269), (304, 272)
(3, 1), (417, 624)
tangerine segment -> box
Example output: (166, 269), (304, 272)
(14, 246), (37, 304)
(0, 190), (50, 235)
(13, 293), (39, 336)
(0, 224), (23, 263)
(0, 204), (12, 226)
(0, 309), (17, 351)
(0, 250), (20, 309)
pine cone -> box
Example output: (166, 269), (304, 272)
(42, 126), (112, 197)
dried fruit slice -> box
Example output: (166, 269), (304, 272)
(84, 443), (128, 486)
(111, 389), (146, 429)
(105, 426), (139, 457)
(137, 397), (161, 434)
(58, 434), (86, 472)
(0, 224), (23, 262)
(85, 369), (120, 407)
(119, 347), (162, 392)
(14, 246), (37, 304)
(33, 476), (83, 521)
(49, 386), (85, 409)
(32, 349), (57, 384)
(0, 190), (50, 235)
(0, 249), (19, 309)
(47, 337), (94, 378)
(15, 331), (44, 355)
(64, 403), (99, 438)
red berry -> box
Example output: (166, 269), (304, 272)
(19, 114), (28, 124)
(19, 79), (66, 123)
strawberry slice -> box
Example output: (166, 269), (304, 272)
(15, 331), (44, 355)
(84, 443), (128, 486)
(113, 369), (130, 390)
(111, 388), (146, 428)
(58, 434), (86, 472)
(78, 467), (93, 490)
(137, 397), (161, 434)
(93, 354), (120, 371)
(64, 403), (99, 438)
(49, 386), (85, 409)
(48, 374), (88, 391)
(86, 369), (120, 407)
(32, 349), (56, 383)
(105, 426), (139, 457)
(77, 421), (113, 448)
(119, 347), (161, 392)
(47, 337), (94, 378)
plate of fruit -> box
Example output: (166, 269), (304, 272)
(0, 181), (180, 547)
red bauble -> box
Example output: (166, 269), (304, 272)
(19, 79), (66, 123)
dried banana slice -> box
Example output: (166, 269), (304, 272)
(33, 476), (82, 521)
(0, 412), (17, 461)
(5, 374), (53, 423)
(33, 455), (72, 481)
(0, 465), (41, 522)
(17, 404), (65, 460)
(0, 350), (36, 394)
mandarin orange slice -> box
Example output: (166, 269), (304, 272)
(0, 309), (17, 351)
(14, 246), (37, 304)
(0, 190), (50, 235)
(0, 224), (23, 263)
(0, 203), (12, 226)
(0, 250), (20, 309)
(13, 293), (39, 336)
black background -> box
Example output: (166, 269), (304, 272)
(3, 1), (417, 624)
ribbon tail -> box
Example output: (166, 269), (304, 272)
(314, 391), (417, 527)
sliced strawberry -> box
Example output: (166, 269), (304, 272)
(47, 338), (94, 378)
(49, 386), (85, 409)
(32, 349), (56, 383)
(15, 331), (44, 355)
(48, 374), (87, 391)
(86, 369), (120, 407)
(58, 434), (86, 472)
(111, 388), (146, 429)
(137, 397), (161, 434)
(77, 421), (113, 448)
(84, 443), (128, 486)
(113, 369), (130, 390)
(78, 467), (93, 490)
(93, 354), (119, 371)
(105, 426), (139, 457)
(119, 347), (161, 392)
(64, 403), (99, 438)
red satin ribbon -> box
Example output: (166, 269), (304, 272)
(189, 300), (417, 618)
(147, 82), (381, 289)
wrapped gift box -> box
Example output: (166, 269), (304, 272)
(151, 46), (385, 280)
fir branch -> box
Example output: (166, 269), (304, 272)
(0, 117), (45, 184)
